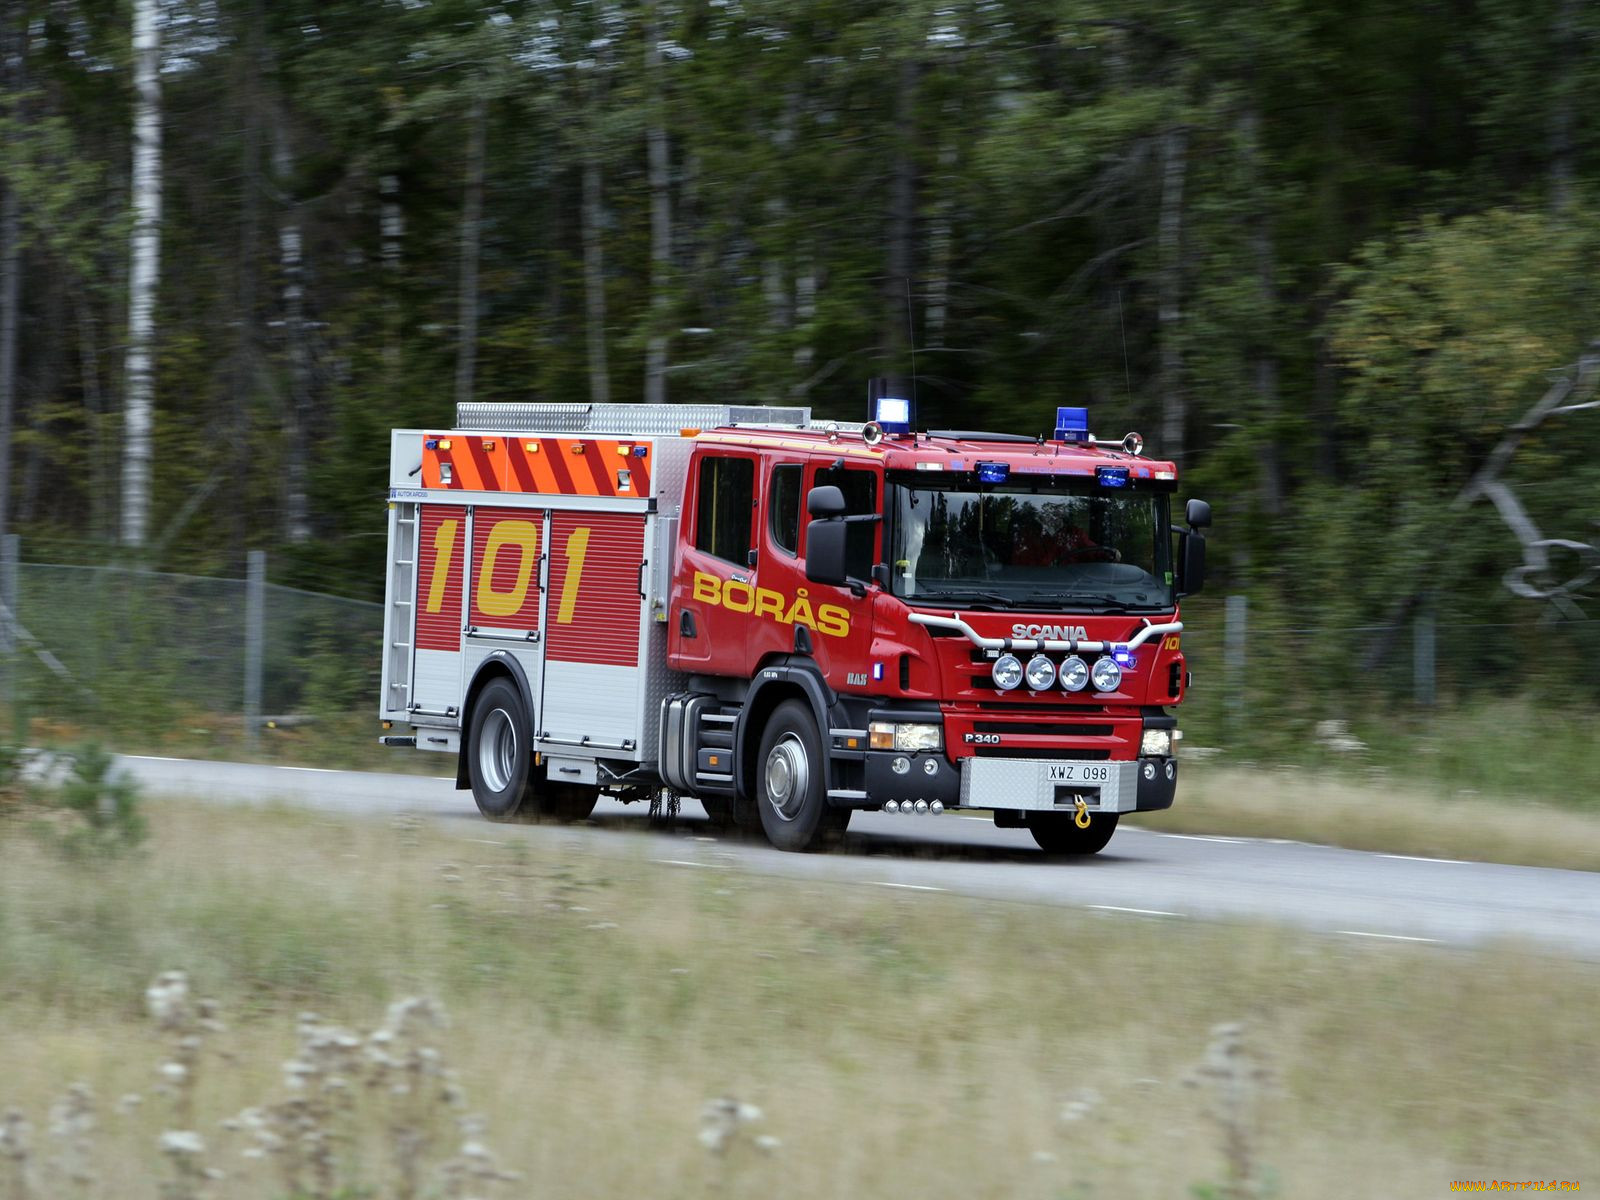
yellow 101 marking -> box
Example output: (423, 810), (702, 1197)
(425, 519), (460, 614)
(556, 527), (591, 624)
(476, 520), (540, 618)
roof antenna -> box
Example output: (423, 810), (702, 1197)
(1116, 288), (1133, 408)
(905, 278), (919, 440)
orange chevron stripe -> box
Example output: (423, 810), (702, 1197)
(420, 434), (653, 495)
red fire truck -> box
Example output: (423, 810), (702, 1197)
(379, 398), (1210, 854)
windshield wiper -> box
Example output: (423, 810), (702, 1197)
(913, 588), (1017, 609)
(1017, 591), (1170, 613)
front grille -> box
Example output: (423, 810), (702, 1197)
(970, 747), (1113, 761)
(973, 699), (1111, 715)
(972, 721), (1113, 737)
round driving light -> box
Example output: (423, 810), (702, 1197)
(1165, 760), (1176, 781)
(922, 758), (938, 775)
(914, 800), (929, 814)
(1090, 656), (1122, 693)
(1024, 654), (1056, 691)
(929, 800), (945, 814)
(884, 800), (901, 813)
(891, 756), (910, 775)
(1142, 761), (1157, 781)
(1059, 655), (1089, 692)
(991, 653), (1023, 691)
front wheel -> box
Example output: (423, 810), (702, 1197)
(755, 700), (849, 852)
(1026, 811), (1119, 856)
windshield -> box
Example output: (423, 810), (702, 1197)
(889, 478), (1174, 612)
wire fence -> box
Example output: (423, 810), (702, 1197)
(0, 545), (382, 744)
(0, 534), (1592, 761)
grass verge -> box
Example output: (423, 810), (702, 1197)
(1132, 762), (1600, 872)
(1, 800), (1597, 1197)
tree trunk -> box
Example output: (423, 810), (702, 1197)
(0, 181), (19, 544)
(883, 57), (920, 369)
(274, 108), (311, 544)
(1550, 0), (1578, 213)
(76, 295), (110, 540)
(1239, 102), (1283, 517)
(643, 10), (671, 404)
(0, 15), (28, 542)
(122, 0), (163, 548)
(380, 171), (403, 382)
(924, 107), (958, 350)
(1156, 124), (1187, 461)
(580, 153), (610, 406)
(455, 94), (486, 409)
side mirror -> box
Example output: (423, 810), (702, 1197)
(807, 485), (846, 519)
(805, 517), (848, 586)
(1185, 498), (1212, 530)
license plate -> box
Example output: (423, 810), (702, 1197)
(1047, 763), (1112, 783)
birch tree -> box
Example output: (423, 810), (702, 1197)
(122, 0), (163, 548)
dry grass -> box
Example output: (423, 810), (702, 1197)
(1132, 763), (1600, 871)
(1, 801), (1597, 1198)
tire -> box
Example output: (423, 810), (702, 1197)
(465, 678), (532, 821)
(1026, 811), (1119, 856)
(755, 699), (848, 852)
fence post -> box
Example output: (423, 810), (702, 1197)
(1225, 593), (1247, 740)
(0, 534), (16, 731)
(244, 550), (265, 747)
(1413, 613), (1436, 708)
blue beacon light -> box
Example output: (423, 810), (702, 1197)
(1055, 407), (1089, 443)
(873, 395), (912, 435)
(1096, 465), (1130, 488)
(976, 461), (1010, 485)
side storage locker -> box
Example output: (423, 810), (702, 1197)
(538, 510), (650, 756)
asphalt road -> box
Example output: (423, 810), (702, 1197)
(114, 754), (1600, 962)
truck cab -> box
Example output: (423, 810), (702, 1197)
(659, 408), (1209, 853)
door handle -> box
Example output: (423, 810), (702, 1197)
(679, 609), (697, 638)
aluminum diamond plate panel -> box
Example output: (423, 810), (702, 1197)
(455, 402), (811, 435)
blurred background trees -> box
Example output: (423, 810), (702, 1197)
(0, 0), (1596, 647)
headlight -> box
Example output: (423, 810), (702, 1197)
(1024, 655), (1056, 691)
(1059, 655), (1089, 692)
(868, 721), (944, 753)
(1140, 728), (1173, 756)
(992, 653), (1023, 691)
(1090, 656), (1122, 692)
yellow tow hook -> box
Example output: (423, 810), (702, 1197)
(1073, 797), (1092, 829)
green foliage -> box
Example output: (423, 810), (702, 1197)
(2, 0), (1599, 742)
(47, 744), (147, 857)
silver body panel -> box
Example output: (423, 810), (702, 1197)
(380, 424), (698, 778)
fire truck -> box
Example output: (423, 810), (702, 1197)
(379, 397), (1211, 854)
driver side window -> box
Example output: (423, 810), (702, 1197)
(813, 465), (879, 580)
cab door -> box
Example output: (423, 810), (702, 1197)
(668, 449), (759, 676)
(798, 462), (881, 691)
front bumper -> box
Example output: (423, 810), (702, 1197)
(857, 750), (1177, 813)
(960, 755), (1177, 813)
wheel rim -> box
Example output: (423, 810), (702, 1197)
(763, 732), (809, 822)
(478, 708), (517, 793)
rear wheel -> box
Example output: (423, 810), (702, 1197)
(465, 678), (531, 821)
(1026, 811), (1119, 856)
(756, 700), (848, 851)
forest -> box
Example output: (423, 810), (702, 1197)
(1, 0), (1598, 724)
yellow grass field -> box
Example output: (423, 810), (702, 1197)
(1, 800), (1596, 1198)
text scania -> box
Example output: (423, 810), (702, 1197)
(693, 572), (851, 638)
(1013, 623), (1088, 641)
